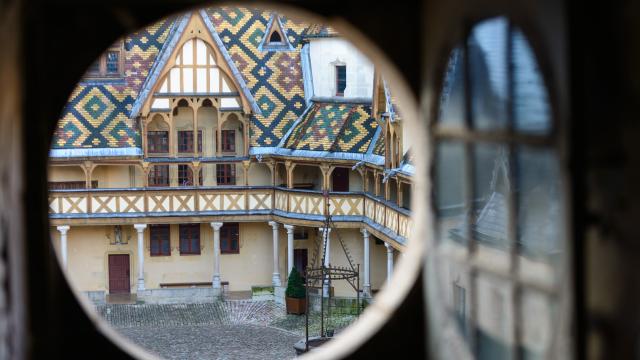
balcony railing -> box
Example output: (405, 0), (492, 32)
(48, 186), (411, 244)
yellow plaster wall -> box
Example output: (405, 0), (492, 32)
(348, 169), (364, 191)
(293, 165), (322, 190)
(247, 163), (271, 186)
(48, 166), (85, 182)
(197, 106), (218, 158)
(51, 222), (392, 297)
(50, 225), (137, 293)
(92, 165), (133, 188)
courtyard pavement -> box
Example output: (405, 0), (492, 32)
(95, 300), (357, 360)
(117, 323), (299, 360)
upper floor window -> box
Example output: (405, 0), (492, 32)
(220, 223), (239, 254)
(178, 165), (193, 186)
(148, 165), (169, 187)
(178, 130), (202, 154)
(86, 42), (124, 78)
(336, 65), (347, 96)
(216, 164), (236, 185)
(148, 131), (169, 153)
(179, 224), (201, 255)
(150, 224), (170, 256)
(221, 130), (236, 153)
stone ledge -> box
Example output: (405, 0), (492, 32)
(138, 287), (221, 304)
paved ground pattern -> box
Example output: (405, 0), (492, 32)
(117, 324), (298, 360)
(95, 300), (357, 360)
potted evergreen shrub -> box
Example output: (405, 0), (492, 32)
(285, 268), (306, 314)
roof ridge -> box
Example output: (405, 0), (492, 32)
(329, 106), (358, 153)
(290, 103), (320, 149)
(276, 102), (315, 148)
(129, 14), (191, 118)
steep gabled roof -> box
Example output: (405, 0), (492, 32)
(131, 11), (261, 117)
(205, 7), (308, 147)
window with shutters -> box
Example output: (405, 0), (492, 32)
(220, 223), (239, 254)
(150, 224), (170, 256)
(179, 224), (200, 255)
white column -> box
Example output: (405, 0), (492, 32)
(268, 221), (282, 286)
(210, 222), (223, 289)
(56, 225), (70, 269)
(385, 242), (394, 283)
(284, 224), (295, 277)
(361, 228), (371, 296)
(134, 224), (147, 291)
(319, 227), (331, 297)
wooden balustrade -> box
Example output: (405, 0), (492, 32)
(49, 187), (411, 243)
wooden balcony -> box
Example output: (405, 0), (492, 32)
(48, 186), (411, 245)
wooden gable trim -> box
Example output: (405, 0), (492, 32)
(140, 12), (252, 117)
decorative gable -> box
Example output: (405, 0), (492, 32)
(136, 12), (257, 117)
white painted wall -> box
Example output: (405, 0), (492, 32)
(309, 38), (374, 99)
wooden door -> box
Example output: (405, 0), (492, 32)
(108, 254), (130, 294)
(332, 167), (349, 192)
(294, 249), (308, 275)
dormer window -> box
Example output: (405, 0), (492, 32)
(258, 13), (294, 51)
(86, 41), (124, 78)
(336, 65), (347, 96)
(269, 31), (282, 44)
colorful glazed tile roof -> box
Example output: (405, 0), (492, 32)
(206, 7), (307, 147)
(372, 129), (386, 156)
(51, 7), (382, 160)
(53, 18), (175, 150)
(284, 102), (378, 154)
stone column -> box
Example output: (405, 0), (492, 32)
(210, 222), (223, 289)
(284, 224), (295, 277)
(319, 227), (332, 297)
(134, 224), (147, 291)
(268, 221), (282, 286)
(56, 225), (70, 269)
(385, 242), (394, 283)
(361, 228), (371, 296)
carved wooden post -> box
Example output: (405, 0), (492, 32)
(242, 160), (250, 186)
(320, 163), (332, 191)
(285, 160), (295, 189)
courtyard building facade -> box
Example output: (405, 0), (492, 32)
(48, 7), (412, 304)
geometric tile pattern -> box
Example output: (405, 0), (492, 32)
(207, 7), (307, 147)
(51, 8), (381, 156)
(52, 18), (174, 149)
(284, 102), (377, 153)
(372, 128), (386, 156)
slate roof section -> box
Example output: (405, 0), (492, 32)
(302, 24), (339, 39)
(284, 102), (378, 154)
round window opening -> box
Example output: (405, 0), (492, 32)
(47, 4), (423, 359)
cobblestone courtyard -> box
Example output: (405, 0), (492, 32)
(95, 300), (357, 359)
